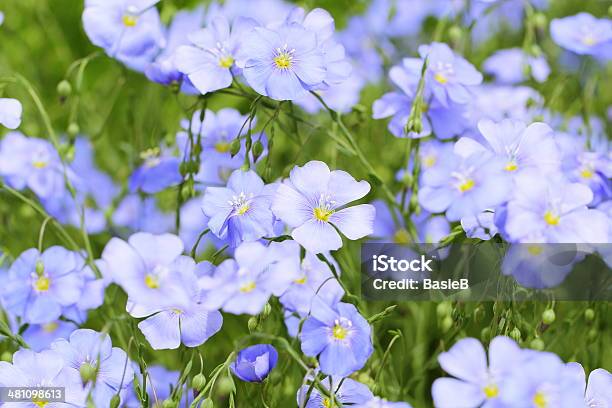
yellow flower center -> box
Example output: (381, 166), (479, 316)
(274, 53), (293, 69)
(215, 141), (230, 153)
(236, 203), (249, 216)
(218, 56), (234, 69)
(582, 35), (596, 46)
(34, 276), (50, 292)
(580, 168), (594, 179)
(393, 229), (411, 244)
(122, 14), (138, 27)
(172, 308), (183, 315)
(483, 384), (499, 399)
(145, 274), (159, 289)
(527, 245), (543, 256)
(33, 401), (48, 408)
(504, 162), (518, 172)
(322, 398), (335, 408)
(240, 281), (256, 293)
(121, 14), (138, 27)
(434, 73), (448, 84)
(332, 324), (348, 340)
(533, 391), (547, 408)
(543, 211), (560, 226)
(42, 322), (59, 333)
(294, 276), (307, 284)
(313, 207), (333, 222)
(32, 160), (48, 169)
(458, 179), (475, 193)
(423, 155), (437, 168)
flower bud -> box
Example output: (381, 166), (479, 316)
(79, 362), (97, 384)
(0, 351), (12, 362)
(261, 303), (272, 318)
(161, 399), (177, 408)
(533, 13), (547, 29)
(436, 302), (452, 319)
(542, 309), (555, 325)
(509, 327), (522, 342)
(584, 308), (595, 322)
(529, 338), (545, 351)
(57, 80), (72, 98)
(192, 373), (206, 391)
(201, 398), (214, 408)
(248, 316), (259, 332)
(440, 315), (453, 333)
(35, 260), (44, 275)
(67, 122), (80, 137)
(448, 25), (463, 43)
(480, 327), (491, 342)
(109, 394), (121, 408)
(252, 140), (264, 162)
(230, 139), (241, 157)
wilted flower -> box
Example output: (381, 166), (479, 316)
(0, 98), (22, 129)
(300, 301), (373, 377)
(272, 160), (375, 253)
(230, 344), (278, 382)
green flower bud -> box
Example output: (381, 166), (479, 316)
(215, 376), (233, 396)
(35, 260), (44, 275)
(473, 306), (485, 323)
(162, 399), (177, 408)
(448, 25), (463, 43)
(480, 327), (491, 342)
(191, 373), (206, 391)
(79, 362), (97, 384)
(179, 162), (189, 177)
(230, 139), (241, 157)
(588, 328), (597, 340)
(530, 338), (545, 351)
(436, 302), (452, 319)
(109, 394), (121, 408)
(440, 315), (453, 333)
(542, 309), (556, 325)
(509, 327), (522, 342)
(67, 122), (80, 137)
(584, 308), (595, 322)
(57, 80), (72, 97)
(261, 303), (272, 318)
(252, 140), (264, 162)
(1, 351), (12, 362)
(200, 398), (214, 408)
(533, 13), (547, 29)
(248, 316), (259, 332)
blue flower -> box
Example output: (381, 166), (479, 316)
(503, 172), (609, 243)
(405, 42), (483, 107)
(101, 232), (187, 305)
(461, 211), (498, 241)
(22, 320), (77, 352)
(550, 13), (612, 56)
(200, 241), (301, 315)
(300, 301), (373, 377)
(0, 98), (22, 129)
(112, 194), (174, 234)
(418, 149), (511, 222)
(51, 329), (134, 407)
(0, 132), (67, 199)
(202, 169), (276, 247)
(272, 161), (375, 253)
(127, 259), (223, 350)
(455, 119), (561, 177)
(82, 0), (165, 71)
(230, 344), (278, 382)
(145, 7), (205, 91)
(356, 397), (413, 408)
(176, 15), (258, 95)
(432, 336), (523, 408)
(294, 72), (364, 114)
(484, 48), (550, 84)
(566, 363), (612, 407)
(1, 247), (84, 324)
(500, 352), (585, 407)
(372, 61), (471, 139)
(242, 16), (326, 100)
(128, 146), (182, 194)
(179, 197), (227, 255)
(297, 376), (373, 407)
(0, 349), (86, 406)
